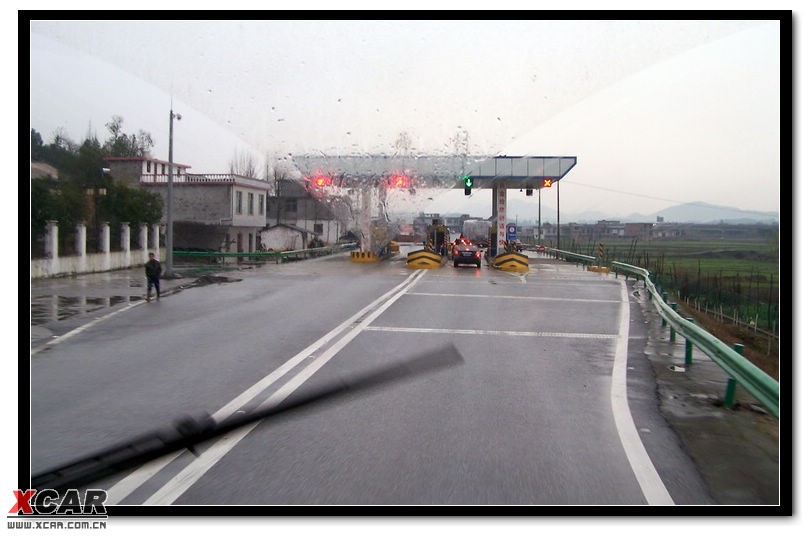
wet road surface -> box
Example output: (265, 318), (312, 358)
(27, 251), (781, 507)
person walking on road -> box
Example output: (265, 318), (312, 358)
(145, 252), (162, 302)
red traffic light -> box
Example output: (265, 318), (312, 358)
(388, 174), (410, 188)
(311, 174), (332, 187)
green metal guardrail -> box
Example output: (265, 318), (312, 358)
(610, 261), (779, 418)
(173, 243), (358, 264)
(542, 248), (778, 417)
(545, 248), (597, 266)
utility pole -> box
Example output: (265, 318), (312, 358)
(556, 179), (561, 253)
(537, 187), (541, 245)
(165, 106), (181, 277)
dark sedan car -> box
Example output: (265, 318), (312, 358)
(452, 239), (481, 268)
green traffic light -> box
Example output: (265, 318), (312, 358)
(463, 175), (473, 188)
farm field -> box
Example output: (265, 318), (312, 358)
(554, 234), (781, 380)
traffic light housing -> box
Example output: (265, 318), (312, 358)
(463, 175), (473, 195)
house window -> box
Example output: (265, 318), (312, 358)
(236, 191), (243, 214)
(314, 223), (323, 234)
(248, 193), (254, 215)
(146, 161), (151, 173)
(284, 198), (297, 214)
(258, 194), (264, 215)
(161, 164), (166, 174)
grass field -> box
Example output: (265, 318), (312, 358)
(557, 235), (781, 379)
(562, 237), (779, 286)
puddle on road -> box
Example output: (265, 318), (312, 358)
(30, 275), (240, 327)
(30, 295), (143, 326)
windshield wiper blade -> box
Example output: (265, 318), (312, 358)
(31, 344), (464, 493)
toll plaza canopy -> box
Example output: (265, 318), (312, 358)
(291, 154), (576, 189)
(465, 156), (577, 189)
(292, 154), (476, 188)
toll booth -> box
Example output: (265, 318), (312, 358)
(425, 219), (448, 256)
(464, 156), (577, 272)
(407, 218), (447, 269)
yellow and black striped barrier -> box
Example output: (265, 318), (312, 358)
(492, 252), (529, 273)
(350, 251), (380, 263)
(406, 249), (444, 269)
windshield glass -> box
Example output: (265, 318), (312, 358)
(24, 12), (784, 525)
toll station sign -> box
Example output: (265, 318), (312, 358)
(507, 223), (517, 241)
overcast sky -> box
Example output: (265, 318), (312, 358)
(28, 17), (783, 218)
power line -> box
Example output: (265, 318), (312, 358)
(565, 180), (712, 207)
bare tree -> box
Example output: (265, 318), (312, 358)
(52, 127), (78, 153)
(264, 154), (300, 224)
(394, 131), (413, 156)
(229, 149), (258, 178)
(452, 128), (470, 156)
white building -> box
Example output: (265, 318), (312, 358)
(104, 156), (272, 252)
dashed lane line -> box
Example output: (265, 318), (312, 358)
(364, 326), (617, 339)
(406, 291), (619, 303)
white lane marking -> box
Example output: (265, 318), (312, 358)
(104, 451), (183, 504)
(365, 326), (617, 339)
(611, 282), (675, 505)
(106, 270), (424, 504)
(407, 292), (619, 303)
(30, 301), (143, 356)
(141, 270), (428, 505)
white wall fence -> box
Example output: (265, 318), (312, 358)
(31, 221), (165, 279)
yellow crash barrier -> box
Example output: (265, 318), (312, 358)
(492, 252), (529, 273)
(350, 251), (380, 263)
(406, 249), (444, 269)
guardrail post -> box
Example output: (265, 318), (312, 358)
(669, 302), (678, 342)
(723, 343), (744, 408)
(685, 317), (694, 365)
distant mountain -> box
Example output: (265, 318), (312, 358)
(645, 202), (779, 224)
(526, 201), (778, 225)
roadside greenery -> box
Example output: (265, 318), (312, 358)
(30, 117), (163, 253)
(561, 235), (780, 335)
